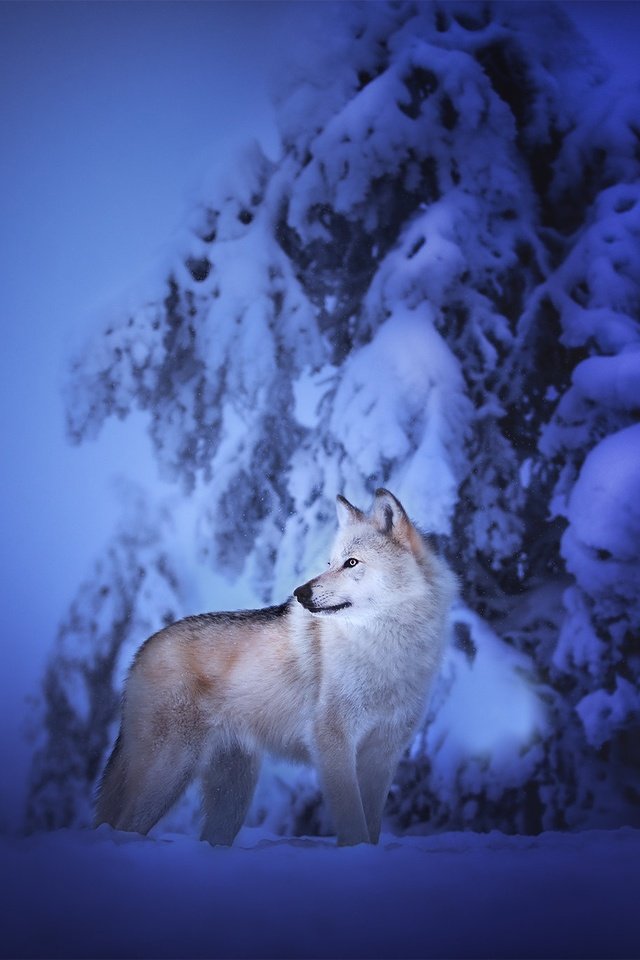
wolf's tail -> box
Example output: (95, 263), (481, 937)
(94, 732), (126, 828)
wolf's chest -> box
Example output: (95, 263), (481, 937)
(321, 627), (431, 721)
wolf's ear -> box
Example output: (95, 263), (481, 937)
(371, 488), (428, 561)
(336, 494), (365, 528)
(372, 488), (408, 535)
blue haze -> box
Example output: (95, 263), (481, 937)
(0, 0), (639, 834)
(0, 0), (286, 831)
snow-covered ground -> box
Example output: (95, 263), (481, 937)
(2, 826), (639, 959)
(2, 6), (639, 957)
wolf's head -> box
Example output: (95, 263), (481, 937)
(293, 488), (437, 621)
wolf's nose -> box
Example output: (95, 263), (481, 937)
(294, 583), (312, 606)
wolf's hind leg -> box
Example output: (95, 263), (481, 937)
(94, 733), (127, 828)
(99, 736), (200, 836)
(119, 740), (199, 835)
(200, 744), (260, 845)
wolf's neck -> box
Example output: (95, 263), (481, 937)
(334, 601), (436, 644)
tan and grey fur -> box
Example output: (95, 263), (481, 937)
(95, 488), (456, 846)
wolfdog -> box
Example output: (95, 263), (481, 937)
(95, 488), (456, 845)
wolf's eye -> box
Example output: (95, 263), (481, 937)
(344, 557), (359, 568)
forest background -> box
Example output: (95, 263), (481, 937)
(1, 0), (639, 842)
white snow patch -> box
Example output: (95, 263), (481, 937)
(563, 423), (640, 601)
(519, 457), (532, 490)
(331, 306), (470, 534)
(577, 677), (640, 749)
(428, 609), (546, 799)
(292, 366), (336, 429)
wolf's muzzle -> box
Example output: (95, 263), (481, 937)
(294, 583), (351, 614)
(293, 583), (312, 607)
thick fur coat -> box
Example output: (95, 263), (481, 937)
(96, 489), (456, 845)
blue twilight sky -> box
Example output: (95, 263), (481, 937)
(0, 0), (639, 832)
(0, 0), (290, 830)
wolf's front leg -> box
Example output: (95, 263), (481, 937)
(356, 731), (403, 844)
(314, 721), (370, 845)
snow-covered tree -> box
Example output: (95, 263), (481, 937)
(29, 0), (640, 835)
(26, 487), (182, 831)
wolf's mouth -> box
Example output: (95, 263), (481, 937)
(306, 601), (352, 614)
